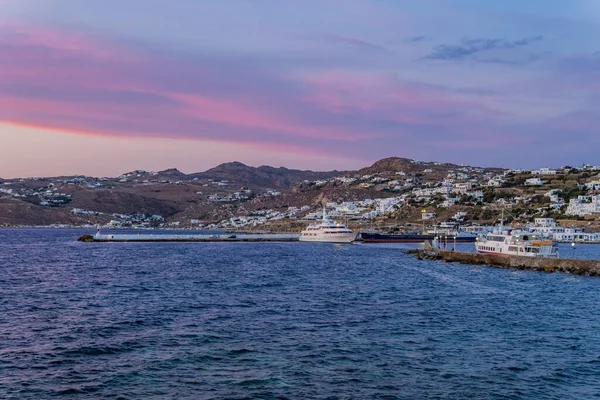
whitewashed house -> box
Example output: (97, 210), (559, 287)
(453, 182), (472, 193)
(532, 167), (557, 175)
(525, 177), (544, 186)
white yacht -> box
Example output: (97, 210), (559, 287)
(300, 208), (356, 243)
(475, 229), (559, 258)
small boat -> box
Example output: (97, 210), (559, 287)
(299, 207), (356, 243)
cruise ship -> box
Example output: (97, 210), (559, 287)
(299, 208), (356, 243)
(475, 230), (559, 258)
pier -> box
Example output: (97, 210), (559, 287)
(409, 245), (600, 276)
(78, 233), (300, 242)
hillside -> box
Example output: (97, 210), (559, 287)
(1, 159), (599, 230)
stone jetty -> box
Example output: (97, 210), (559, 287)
(78, 233), (299, 243)
(408, 245), (600, 277)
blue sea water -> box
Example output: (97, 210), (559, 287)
(1, 229), (600, 399)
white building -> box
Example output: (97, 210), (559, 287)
(545, 190), (561, 203)
(566, 195), (600, 216)
(441, 197), (459, 208)
(525, 177), (544, 186)
(470, 190), (485, 202)
(487, 178), (502, 187)
(453, 211), (468, 221)
(532, 167), (557, 175)
(453, 182), (472, 193)
(528, 218), (565, 238)
(553, 228), (599, 243)
(421, 212), (436, 220)
(585, 180), (600, 190)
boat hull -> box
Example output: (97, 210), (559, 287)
(476, 249), (559, 258)
(359, 232), (477, 243)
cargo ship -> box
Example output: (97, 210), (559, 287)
(357, 231), (477, 243)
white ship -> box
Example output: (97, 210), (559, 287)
(476, 230), (559, 258)
(300, 208), (356, 243)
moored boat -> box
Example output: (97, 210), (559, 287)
(299, 207), (356, 243)
(475, 230), (559, 258)
(358, 231), (477, 243)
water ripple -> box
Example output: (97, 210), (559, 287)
(1, 229), (600, 399)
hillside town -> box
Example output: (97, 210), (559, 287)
(1, 158), (600, 234)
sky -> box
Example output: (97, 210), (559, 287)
(0, 0), (599, 178)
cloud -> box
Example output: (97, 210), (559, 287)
(299, 34), (388, 52)
(0, 20), (597, 169)
(406, 36), (429, 43)
(473, 52), (548, 66)
(424, 35), (543, 61)
(0, 22), (515, 162)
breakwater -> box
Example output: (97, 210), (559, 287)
(78, 233), (299, 242)
(409, 247), (600, 276)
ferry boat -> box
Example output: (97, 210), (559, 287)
(299, 208), (356, 243)
(475, 230), (559, 258)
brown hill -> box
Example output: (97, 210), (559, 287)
(189, 161), (343, 189)
(69, 189), (182, 216)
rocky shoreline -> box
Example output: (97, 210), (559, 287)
(408, 246), (600, 277)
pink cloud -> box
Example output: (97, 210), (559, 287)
(0, 21), (520, 164)
(0, 22), (370, 146)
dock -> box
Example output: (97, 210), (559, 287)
(408, 245), (600, 276)
(78, 233), (300, 242)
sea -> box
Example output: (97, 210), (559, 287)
(2, 228), (600, 399)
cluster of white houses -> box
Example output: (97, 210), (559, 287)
(528, 217), (600, 243)
(566, 195), (600, 217)
(3, 161), (600, 230)
(203, 163), (600, 229)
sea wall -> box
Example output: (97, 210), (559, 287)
(409, 248), (600, 276)
(77, 233), (300, 242)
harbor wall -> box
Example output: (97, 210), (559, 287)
(410, 247), (600, 276)
(78, 233), (299, 242)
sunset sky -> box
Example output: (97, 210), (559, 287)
(1, 0), (599, 178)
